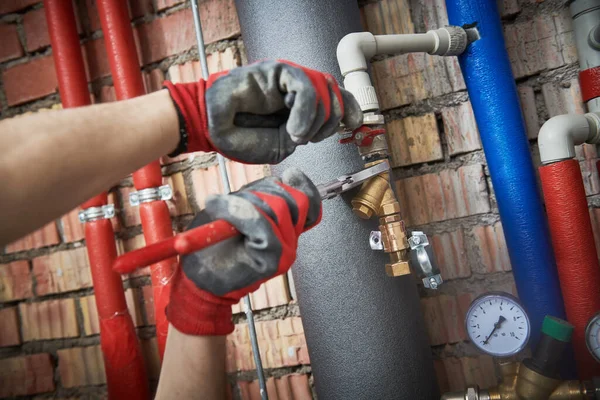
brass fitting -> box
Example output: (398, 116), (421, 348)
(378, 199), (410, 277)
(444, 362), (587, 400)
(351, 161), (390, 219)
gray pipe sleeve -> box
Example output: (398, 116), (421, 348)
(235, 1), (439, 399)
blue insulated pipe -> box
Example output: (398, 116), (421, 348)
(445, 0), (567, 345)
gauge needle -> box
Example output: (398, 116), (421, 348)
(483, 315), (506, 345)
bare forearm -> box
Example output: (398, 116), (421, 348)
(156, 325), (227, 400)
(0, 90), (179, 245)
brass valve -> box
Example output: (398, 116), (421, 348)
(351, 161), (390, 219)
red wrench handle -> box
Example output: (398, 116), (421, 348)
(113, 220), (239, 274)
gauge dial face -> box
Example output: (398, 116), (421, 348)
(465, 292), (530, 357)
(585, 312), (600, 363)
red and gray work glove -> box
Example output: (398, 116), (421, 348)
(166, 168), (321, 335)
(164, 60), (363, 164)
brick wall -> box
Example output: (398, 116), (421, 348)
(0, 0), (593, 398)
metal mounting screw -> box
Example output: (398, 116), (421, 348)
(369, 231), (383, 250)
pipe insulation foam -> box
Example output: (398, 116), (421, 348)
(539, 159), (600, 379)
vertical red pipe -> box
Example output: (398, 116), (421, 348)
(540, 159), (600, 378)
(96, 0), (176, 358)
(44, 1), (149, 398)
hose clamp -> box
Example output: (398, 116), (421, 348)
(408, 231), (443, 289)
(78, 204), (115, 223)
(129, 185), (173, 206)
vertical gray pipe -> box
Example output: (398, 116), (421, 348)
(235, 1), (438, 399)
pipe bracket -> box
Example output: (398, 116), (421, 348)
(129, 185), (173, 206)
(78, 204), (115, 223)
(409, 231), (443, 289)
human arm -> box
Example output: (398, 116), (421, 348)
(149, 169), (320, 399)
(155, 325), (227, 400)
(0, 60), (361, 246)
(0, 89), (179, 245)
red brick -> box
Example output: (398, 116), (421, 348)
(0, 260), (33, 301)
(6, 221), (60, 253)
(0, 0), (39, 14)
(395, 164), (490, 226)
(0, 307), (21, 346)
(23, 8), (49, 51)
(166, 48), (240, 84)
(460, 356), (497, 388)
(3, 56), (58, 105)
(471, 222), (512, 274)
(129, 0), (153, 18)
(33, 247), (92, 295)
(433, 359), (450, 394)
(498, 0), (520, 17)
(387, 113), (443, 167)
(191, 165), (225, 208)
(239, 374), (312, 400)
(542, 78), (584, 117)
(430, 229), (470, 280)
(442, 357), (466, 391)
(421, 297), (448, 345)
(371, 54), (431, 110)
(439, 294), (466, 343)
(504, 16), (565, 79)
(60, 209), (85, 243)
(120, 186), (142, 227)
(257, 275), (291, 310)
(136, 3), (240, 65)
(227, 317), (308, 372)
(155, 0), (184, 11)
(0, 23), (23, 62)
(441, 101), (481, 155)
(143, 68), (165, 93)
(20, 298), (79, 341)
(362, 0), (414, 35)
(163, 172), (192, 217)
(57, 346), (106, 387)
(517, 85), (539, 139)
(83, 37), (111, 81)
(0, 353), (54, 397)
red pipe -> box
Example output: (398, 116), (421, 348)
(96, 0), (176, 358)
(540, 159), (600, 378)
(44, 1), (149, 398)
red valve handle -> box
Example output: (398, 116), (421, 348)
(113, 219), (239, 274)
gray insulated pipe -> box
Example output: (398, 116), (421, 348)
(235, 1), (438, 399)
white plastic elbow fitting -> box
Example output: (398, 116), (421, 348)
(337, 27), (467, 112)
(538, 112), (600, 164)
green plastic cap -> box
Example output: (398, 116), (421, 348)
(542, 316), (574, 342)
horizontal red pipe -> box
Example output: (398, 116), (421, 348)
(44, 1), (149, 398)
(540, 159), (600, 379)
(97, 0), (176, 360)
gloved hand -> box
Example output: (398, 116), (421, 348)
(166, 168), (321, 335)
(164, 60), (363, 164)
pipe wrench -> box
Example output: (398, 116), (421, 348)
(113, 160), (390, 274)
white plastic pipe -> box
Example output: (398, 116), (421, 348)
(336, 27), (467, 111)
(538, 112), (600, 164)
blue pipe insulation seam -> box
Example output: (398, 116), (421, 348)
(444, 0), (567, 346)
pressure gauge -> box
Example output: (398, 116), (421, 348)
(465, 292), (531, 357)
(585, 312), (600, 363)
